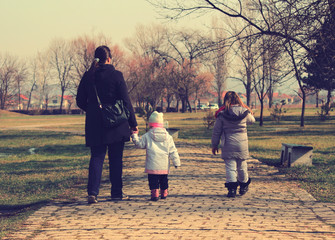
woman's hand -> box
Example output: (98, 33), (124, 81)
(131, 126), (139, 134)
(212, 147), (219, 155)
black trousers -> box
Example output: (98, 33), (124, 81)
(148, 174), (168, 190)
(88, 142), (124, 197)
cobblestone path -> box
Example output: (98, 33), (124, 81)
(5, 142), (335, 240)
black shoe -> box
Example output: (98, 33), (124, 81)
(227, 189), (237, 198)
(225, 182), (238, 198)
(88, 195), (98, 204)
(238, 178), (251, 195)
(111, 193), (129, 201)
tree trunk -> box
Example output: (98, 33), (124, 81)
(59, 91), (64, 112)
(268, 88), (273, 108)
(45, 95), (49, 111)
(300, 90), (306, 127)
(160, 99), (163, 112)
(194, 100), (197, 113)
(325, 88), (332, 115)
(259, 99), (264, 126)
(187, 98), (192, 113)
(246, 78), (252, 106)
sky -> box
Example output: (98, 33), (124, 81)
(0, 0), (213, 58)
(0, 0), (298, 93)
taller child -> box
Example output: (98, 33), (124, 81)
(211, 91), (255, 198)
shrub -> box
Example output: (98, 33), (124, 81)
(269, 100), (287, 123)
(203, 109), (216, 129)
(317, 102), (333, 121)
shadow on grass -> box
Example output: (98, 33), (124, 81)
(0, 201), (49, 216)
(38, 144), (89, 156)
(0, 131), (74, 140)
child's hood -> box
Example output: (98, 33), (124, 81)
(149, 128), (168, 142)
(221, 105), (250, 121)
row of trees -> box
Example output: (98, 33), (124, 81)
(150, 0), (335, 126)
(0, 28), (221, 113)
(2, 0), (335, 127)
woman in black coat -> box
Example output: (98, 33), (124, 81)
(76, 45), (138, 204)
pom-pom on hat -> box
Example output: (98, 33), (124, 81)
(149, 111), (164, 128)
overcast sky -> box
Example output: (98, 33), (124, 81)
(0, 0), (214, 58)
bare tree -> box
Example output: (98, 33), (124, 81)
(265, 37), (284, 108)
(155, 28), (217, 112)
(125, 24), (169, 58)
(209, 18), (228, 106)
(49, 39), (74, 112)
(149, 0), (327, 51)
(192, 71), (214, 111)
(0, 54), (19, 110)
(34, 51), (52, 110)
(150, 0), (329, 125)
(234, 28), (258, 107)
(26, 57), (38, 111)
(284, 40), (308, 126)
(71, 35), (96, 94)
(15, 60), (27, 110)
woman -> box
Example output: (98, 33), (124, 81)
(76, 45), (138, 204)
(211, 91), (255, 198)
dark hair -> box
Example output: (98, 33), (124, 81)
(94, 45), (112, 64)
(88, 45), (112, 73)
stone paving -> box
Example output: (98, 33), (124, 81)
(5, 142), (335, 240)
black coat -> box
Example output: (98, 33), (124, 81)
(76, 64), (137, 147)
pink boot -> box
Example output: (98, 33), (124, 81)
(151, 189), (159, 201)
(161, 189), (168, 199)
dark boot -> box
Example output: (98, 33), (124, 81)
(238, 178), (251, 195)
(225, 182), (238, 198)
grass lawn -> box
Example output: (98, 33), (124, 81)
(0, 107), (334, 238)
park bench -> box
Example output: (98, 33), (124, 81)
(167, 128), (179, 140)
(280, 143), (313, 167)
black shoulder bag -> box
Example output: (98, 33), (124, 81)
(93, 83), (130, 129)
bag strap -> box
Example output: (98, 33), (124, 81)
(92, 82), (103, 109)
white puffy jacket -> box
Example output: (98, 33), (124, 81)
(131, 128), (181, 174)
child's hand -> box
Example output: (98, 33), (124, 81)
(212, 147), (219, 155)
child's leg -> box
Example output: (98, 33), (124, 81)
(224, 159), (238, 197)
(159, 175), (169, 190)
(148, 174), (159, 189)
(148, 174), (159, 201)
(237, 159), (251, 195)
(159, 175), (169, 199)
(236, 159), (248, 183)
(224, 159), (237, 182)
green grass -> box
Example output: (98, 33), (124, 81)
(0, 107), (334, 238)
(0, 130), (90, 238)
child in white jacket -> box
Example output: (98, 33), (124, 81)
(131, 111), (181, 201)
